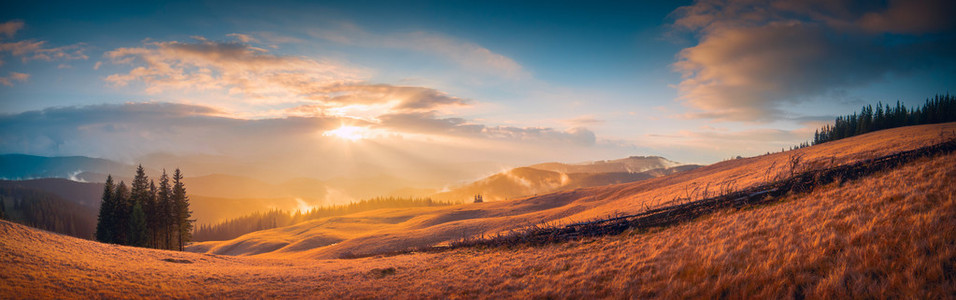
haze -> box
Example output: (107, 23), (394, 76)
(1, 0), (954, 185)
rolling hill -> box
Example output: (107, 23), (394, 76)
(430, 164), (698, 202)
(528, 155), (682, 174)
(2, 123), (954, 298)
(187, 122), (956, 260)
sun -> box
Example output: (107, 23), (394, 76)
(323, 125), (368, 141)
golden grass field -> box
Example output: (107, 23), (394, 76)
(2, 123), (955, 298)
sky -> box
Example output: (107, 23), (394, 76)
(1, 0), (954, 183)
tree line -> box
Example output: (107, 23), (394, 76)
(0, 184), (97, 238)
(194, 196), (453, 242)
(813, 94), (956, 145)
(95, 165), (193, 250)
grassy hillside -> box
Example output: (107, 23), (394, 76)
(430, 164), (697, 203)
(1, 126), (953, 297)
(188, 123), (956, 259)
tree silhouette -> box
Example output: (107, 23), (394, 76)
(158, 170), (173, 250)
(172, 168), (192, 251)
(93, 166), (192, 251)
(95, 175), (115, 243)
(813, 94), (956, 145)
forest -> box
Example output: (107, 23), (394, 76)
(813, 94), (956, 145)
(0, 183), (97, 239)
(95, 166), (193, 251)
(194, 197), (454, 241)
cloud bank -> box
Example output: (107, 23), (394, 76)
(671, 0), (956, 121)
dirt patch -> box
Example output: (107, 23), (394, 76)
(368, 267), (396, 278)
(161, 258), (193, 264)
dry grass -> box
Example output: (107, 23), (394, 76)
(1, 125), (955, 298)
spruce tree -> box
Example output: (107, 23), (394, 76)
(126, 165), (154, 247)
(95, 175), (116, 243)
(113, 181), (130, 245)
(172, 168), (192, 251)
(129, 200), (148, 247)
(158, 170), (173, 250)
(146, 180), (159, 248)
(0, 196), (6, 220)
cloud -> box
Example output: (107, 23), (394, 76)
(670, 0), (956, 121)
(105, 36), (473, 116)
(0, 20), (87, 71)
(0, 20), (24, 38)
(310, 26), (528, 79)
(564, 115), (605, 126)
(378, 111), (597, 146)
(0, 40), (88, 62)
(106, 37), (366, 101)
(311, 84), (468, 111)
(227, 33), (259, 43)
(0, 102), (622, 183)
(0, 102), (342, 160)
(0, 71), (29, 86)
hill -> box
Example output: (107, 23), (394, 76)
(1, 123), (953, 298)
(0, 154), (132, 181)
(528, 155), (682, 174)
(187, 122), (956, 259)
(430, 164), (698, 202)
(0, 178), (103, 209)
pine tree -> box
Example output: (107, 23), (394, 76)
(128, 165), (150, 247)
(172, 168), (192, 251)
(113, 181), (130, 245)
(146, 180), (159, 248)
(0, 196), (7, 220)
(129, 199), (148, 247)
(95, 175), (116, 243)
(158, 170), (173, 250)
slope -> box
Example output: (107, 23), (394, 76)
(188, 122), (956, 259)
(528, 155), (682, 173)
(1, 132), (953, 298)
(430, 164), (698, 203)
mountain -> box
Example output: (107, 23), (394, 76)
(430, 158), (699, 202)
(528, 155), (681, 174)
(0, 154), (132, 181)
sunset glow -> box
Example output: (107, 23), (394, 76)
(1, 1), (955, 298)
(323, 125), (369, 141)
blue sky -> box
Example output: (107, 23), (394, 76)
(1, 0), (954, 181)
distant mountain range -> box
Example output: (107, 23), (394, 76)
(0, 154), (132, 181)
(0, 153), (698, 224)
(431, 157), (699, 202)
(529, 156), (683, 174)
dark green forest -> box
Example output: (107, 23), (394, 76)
(813, 94), (956, 145)
(95, 166), (193, 251)
(0, 184), (97, 239)
(194, 197), (454, 242)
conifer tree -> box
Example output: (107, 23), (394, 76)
(0, 196), (7, 220)
(128, 165), (151, 247)
(158, 170), (173, 250)
(113, 181), (130, 245)
(95, 175), (115, 243)
(172, 168), (192, 251)
(129, 199), (148, 247)
(146, 180), (159, 248)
